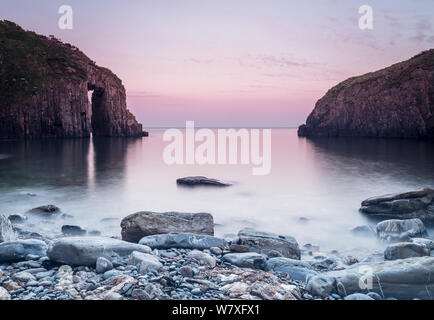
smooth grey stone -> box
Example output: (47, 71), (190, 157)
(61, 225), (87, 236)
(7, 214), (27, 225)
(26, 205), (61, 218)
(139, 233), (227, 250)
(222, 252), (266, 270)
(0, 239), (48, 262)
(47, 237), (151, 266)
(128, 251), (162, 274)
(0, 214), (16, 242)
(236, 228), (300, 259)
(384, 242), (430, 260)
(351, 225), (375, 237)
(96, 257), (114, 274)
(376, 218), (426, 242)
(265, 257), (318, 282)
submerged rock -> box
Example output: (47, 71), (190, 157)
(222, 252), (267, 270)
(307, 256), (434, 299)
(7, 214), (27, 224)
(236, 228), (300, 260)
(0, 214), (16, 242)
(61, 225), (87, 236)
(138, 233), (227, 250)
(298, 50), (434, 139)
(376, 218), (426, 242)
(176, 176), (232, 187)
(350, 225), (375, 237)
(121, 211), (214, 243)
(360, 188), (434, 220)
(384, 242), (430, 260)
(47, 237), (152, 266)
(0, 239), (48, 262)
(26, 205), (62, 218)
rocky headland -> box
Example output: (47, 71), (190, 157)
(298, 49), (434, 139)
(0, 21), (145, 140)
(0, 188), (433, 300)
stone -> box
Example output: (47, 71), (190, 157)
(237, 228), (300, 260)
(307, 256), (434, 299)
(7, 214), (27, 224)
(96, 257), (114, 274)
(384, 242), (430, 260)
(265, 257), (318, 282)
(0, 21), (144, 140)
(222, 252), (267, 270)
(0, 239), (48, 262)
(298, 50), (434, 139)
(131, 288), (151, 300)
(61, 225), (87, 236)
(0, 214), (16, 243)
(229, 244), (250, 253)
(179, 266), (194, 278)
(121, 211), (214, 243)
(128, 251), (162, 274)
(176, 176), (232, 187)
(210, 247), (223, 255)
(350, 225), (375, 237)
(411, 238), (434, 249)
(186, 250), (216, 268)
(13, 271), (36, 283)
(344, 293), (375, 300)
(376, 218), (426, 242)
(25, 205), (62, 218)
(139, 233), (227, 250)
(367, 292), (383, 300)
(47, 237), (151, 266)
(360, 188), (434, 220)
(0, 287), (11, 300)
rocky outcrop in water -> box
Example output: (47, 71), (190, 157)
(0, 21), (144, 139)
(298, 50), (434, 138)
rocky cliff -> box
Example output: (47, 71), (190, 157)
(0, 21), (144, 139)
(298, 49), (434, 139)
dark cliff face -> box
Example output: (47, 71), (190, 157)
(298, 49), (434, 139)
(0, 21), (144, 140)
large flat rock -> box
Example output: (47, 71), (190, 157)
(307, 257), (434, 299)
(237, 228), (300, 260)
(360, 188), (434, 220)
(47, 237), (152, 266)
(138, 233), (227, 250)
(121, 211), (214, 243)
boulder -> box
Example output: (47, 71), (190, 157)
(236, 228), (300, 260)
(176, 176), (232, 187)
(61, 225), (87, 236)
(121, 211), (214, 243)
(265, 257), (318, 282)
(26, 205), (62, 218)
(0, 239), (48, 262)
(138, 233), (227, 250)
(47, 237), (152, 266)
(222, 252), (267, 270)
(376, 218), (426, 242)
(0, 214), (16, 242)
(384, 242), (430, 260)
(307, 256), (434, 299)
(360, 188), (434, 220)
(128, 251), (162, 274)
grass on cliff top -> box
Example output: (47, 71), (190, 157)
(325, 49), (434, 97)
(0, 20), (88, 106)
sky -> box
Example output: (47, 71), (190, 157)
(1, 0), (433, 127)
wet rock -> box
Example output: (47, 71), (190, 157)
(0, 287), (11, 300)
(131, 288), (151, 300)
(179, 266), (194, 278)
(237, 228), (300, 260)
(229, 244), (250, 253)
(128, 251), (162, 274)
(0, 239), (48, 262)
(138, 233), (227, 250)
(384, 242), (430, 260)
(360, 188), (434, 220)
(176, 176), (232, 187)
(376, 218), (426, 242)
(307, 256), (434, 299)
(265, 257), (318, 282)
(411, 238), (434, 250)
(344, 293), (375, 300)
(121, 211), (214, 243)
(186, 250), (216, 267)
(7, 214), (27, 225)
(13, 271), (36, 283)
(351, 225), (375, 237)
(96, 257), (114, 274)
(0, 214), (16, 242)
(61, 225), (87, 236)
(222, 252), (266, 270)
(26, 205), (62, 218)
(210, 247), (223, 255)
(47, 237), (151, 266)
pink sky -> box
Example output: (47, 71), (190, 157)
(1, 0), (433, 127)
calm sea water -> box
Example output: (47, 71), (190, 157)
(0, 129), (433, 254)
